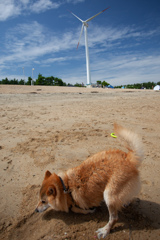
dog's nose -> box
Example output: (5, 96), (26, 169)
(35, 208), (39, 213)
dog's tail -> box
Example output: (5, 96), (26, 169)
(114, 123), (144, 166)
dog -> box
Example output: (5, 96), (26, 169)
(35, 124), (144, 239)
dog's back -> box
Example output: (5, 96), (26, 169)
(67, 124), (144, 210)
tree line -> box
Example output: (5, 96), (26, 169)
(0, 74), (86, 87)
(115, 81), (160, 89)
(97, 80), (160, 89)
(0, 74), (67, 86)
(0, 75), (159, 89)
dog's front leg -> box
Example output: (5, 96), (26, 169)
(71, 205), (95, 214)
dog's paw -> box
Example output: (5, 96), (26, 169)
(96, 226), (109, 239)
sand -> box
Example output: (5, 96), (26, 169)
(0, 85), (160, 240)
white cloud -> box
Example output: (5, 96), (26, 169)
(85, 24), (160, 50)
(44, 57), (69, 64)
(2, 21), (159, 62)
(0, 0), (60, 21)
(0, 0), (21, 21)
(0, 0), (85, 21)
(66, 0), (85, 4)
(0, 21), (78, 66)
(30, 0), (61, 13)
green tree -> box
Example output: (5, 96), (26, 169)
(2, 78), (9, 84)
(97, 80), (101, 85)
(35, 74), (46, 85)
(26, 77), (32, 85)
(67, 83), (73, 86)
(74, 83), (85, 87)
(19, 79), (25, 85)
(54, 77), (64, 86)
(10, 78), (18, 85)
(102, 81), (110, 87)
(45, 76), (54, 85)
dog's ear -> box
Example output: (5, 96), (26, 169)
(47, 186), (56, 197)
(44, 170), (52, 180)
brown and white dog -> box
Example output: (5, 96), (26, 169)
(35, 124), (144, 239)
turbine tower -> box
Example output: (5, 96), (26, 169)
(69, 7), (110, 87)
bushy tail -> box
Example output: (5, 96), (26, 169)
(114, 124), (144, 166)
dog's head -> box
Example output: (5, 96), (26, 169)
(35, 170), (60, 213)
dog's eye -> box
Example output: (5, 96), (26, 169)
(42, 200), (46, 204)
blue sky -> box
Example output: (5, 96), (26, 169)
(0, 0), (160, 86)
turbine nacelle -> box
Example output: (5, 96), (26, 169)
(83, 22), (88, 27)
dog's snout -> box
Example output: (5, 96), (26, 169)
(35, 208), (39, 213)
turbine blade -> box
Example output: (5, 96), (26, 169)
(67, 9), (83, 22)
(85, 7), (110, 22)
(77, 24), (84, 49)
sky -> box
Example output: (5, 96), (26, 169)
(0, 0), (160, 86)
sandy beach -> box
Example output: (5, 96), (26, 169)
(0, 85), (160, 240)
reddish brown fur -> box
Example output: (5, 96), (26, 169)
(35, 124), (144, 239)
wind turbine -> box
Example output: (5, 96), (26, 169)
(69, 7), (110, 87)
